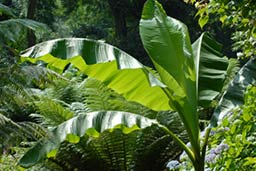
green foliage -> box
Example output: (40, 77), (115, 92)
(0, 19), (47, 42)
(23, 76), (186, 170)
(45, 125), (184, 171)
(50, 0), (111, 39)
(0, 113), (47, 155)
(211, 58), (256, 126)
(80, 78), (157, 118)
(0, 2), (48, 58)
(20, 38), (171, 111)
(220, 58), (240, 93)
(0, 147), (27, 171)
(205, 86), (256, 170)
(18, 111), (157, 167)
(32, 98), (74, 127)
(194, 0), (256, 58)
(1, 1), (255, 171)
(17, 1), (240, 170)
(140, 0), (200, 163)
(0, 3), (16, 18)
(171, 86), (256, 171)
(0, 63), (60, 120)
(0, 62), (62, 171)
(192, 33), (229, 108)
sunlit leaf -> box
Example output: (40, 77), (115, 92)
(139, 0), (199, 156)
(18, 111), (159, 168)
(20, 38), (171, 111)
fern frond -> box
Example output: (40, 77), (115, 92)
(0, 64), (62, 121)
(79, 78), (111, 111)
(80, 78), (157, 118)
(69, 102), (90, 116)
(37, 77), (157, 119)
(0, 113), (47, 153)
(156, 111), (186, 135)
(19, 122), (48, 140)
(20, 65), (63, 89)
(0, 114), (21, 145)
(43, 125), (183, 171)
(32, 98), (74, 127)
(46, 79), (83, 104)
(0, 86), (34, 121)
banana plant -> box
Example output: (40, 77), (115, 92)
(17, 0), (256, 170)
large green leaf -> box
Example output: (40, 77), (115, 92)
(211, 58), (256, 126)
(18, 111), (158, 168)
(47, 125), (182, 171)
(192, 33), (229, 107)
(139, 0), (199, 155)
(20, 38), (170, 111)
(0, 19), (47, 42)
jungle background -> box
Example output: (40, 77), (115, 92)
(0, 0), (255, 170)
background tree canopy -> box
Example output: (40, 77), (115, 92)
(1, 0), (205, 65)
(0, 0), (255, 171)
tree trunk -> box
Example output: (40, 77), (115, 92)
(107, 0), (127, 39)
(130, 0), (147, 20)
(27, 0), (37, 46)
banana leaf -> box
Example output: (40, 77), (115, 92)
(139, 0), (199, 155)
(44, 125), (181, 171)
(18, 111), (160, 168)
(211, 58), (256, 126)
(20, 38), (170, 111)
(192, 33), (229, 107)
(19, 1), (232, 166)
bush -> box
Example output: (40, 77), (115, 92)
(171, 86), (256, 170)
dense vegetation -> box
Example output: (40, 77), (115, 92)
(1, 0), (255, 171)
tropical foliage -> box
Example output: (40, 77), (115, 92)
(179, 86), (256, 170)
(1, 0), (256, 171)
(12, 1), (256, 171)
(207, 86), (256, 170)
(187, 0), (256, 58)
